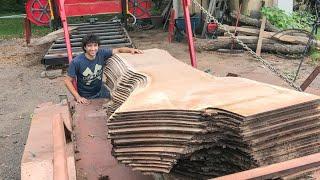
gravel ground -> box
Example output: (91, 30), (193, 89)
(0, 39), (66, 180)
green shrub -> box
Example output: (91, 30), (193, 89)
(0, 0), (25, 14)
(261, 7), (315, 30)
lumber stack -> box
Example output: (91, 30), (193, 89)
(104, 49), (320, 179)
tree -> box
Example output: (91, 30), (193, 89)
(0, 0), (25, 13)
(294, 0), (318, 14)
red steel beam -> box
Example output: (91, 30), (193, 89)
(52, 113), (69, 180)
(57, 0), (73, 63)
(64, 1), (122, 17)
(56, 0), (77, 89)
(181, 0), (197, 68)
(212, 153), (320, 180)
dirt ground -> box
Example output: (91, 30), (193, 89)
(0, 29), (319, 179)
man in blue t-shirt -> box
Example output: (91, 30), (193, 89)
(64, 34), (143, 104)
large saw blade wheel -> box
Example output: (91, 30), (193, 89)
(25, 0), (51, 26)
(128, 0), (151, 19)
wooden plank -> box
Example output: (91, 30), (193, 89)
(256, 16), (267, 56)
(32, 26), (77, 46)
(21, 102), (76, 180)
(301, 66), (320, 91)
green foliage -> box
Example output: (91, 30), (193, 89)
(261, 7), (315, 30)
(151, 8), (161, 16)
(310, 47), (320, 65)
(151, 0), (162, 15)
(309, 29), (320, 66)
(152, 0), (162, 7)
(0, 0), (25, 14)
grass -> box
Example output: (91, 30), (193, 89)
(0, 13), (118, 40)
(0, 17), (51, 39)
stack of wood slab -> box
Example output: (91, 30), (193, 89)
(104, 49), (320, 179)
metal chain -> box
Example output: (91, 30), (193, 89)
(191, 0), (302, 91)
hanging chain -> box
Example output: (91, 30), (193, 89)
(191, 0), (302, 91)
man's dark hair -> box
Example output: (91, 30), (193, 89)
(81, 34), (100, 52)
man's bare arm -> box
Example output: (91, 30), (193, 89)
(64, 76), (89, 104)
(112, 47), (143, 54)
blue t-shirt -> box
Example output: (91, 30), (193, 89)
(68, 48), (113, 98)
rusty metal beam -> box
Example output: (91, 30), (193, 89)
(73, 99), (153, 180)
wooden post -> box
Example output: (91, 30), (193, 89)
(256, 1), (267, 56)
(300, 66), (320, 91)
(24, 17), (32, 45)
(256, 16), (266, 56)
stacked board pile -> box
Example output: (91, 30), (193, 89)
(104, 49), (320, 179)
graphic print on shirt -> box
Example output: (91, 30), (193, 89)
(82, 64), (103, 85)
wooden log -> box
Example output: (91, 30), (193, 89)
(230, 11), (279, 32)
(32, 26), (77, 46)
(196, 36), (275, 48)
(223, 25), (260, 35)
(222, 25), (320, 47)
(195, 37), (306, 54)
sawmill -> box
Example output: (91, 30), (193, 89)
(14, 0), (320, 179)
